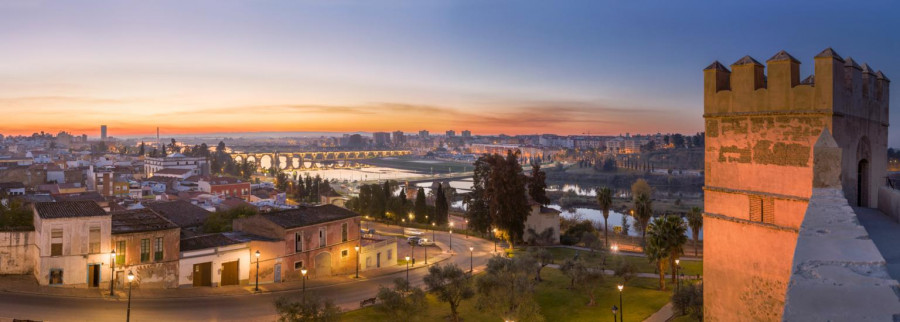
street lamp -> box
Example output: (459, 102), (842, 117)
(617, 284), (624, 322)
(109, 249), (116, 296)
(449, 229), (453, 253)
(300, 268), (308, 299)
(405, 256), (411, 288)
(355, 245), (360, 279)
(469, 246), (474, 273)
(492, 228), (498, 252)
(432, 222), (436, 240)
(424, 239), (428, 265)
(674, 259), (680, 292)
(254, 250), (261, 292)
(126, 271), (135, 322)
(612, 305), (618, 322)
(611, 244), (619, 253)
(465, 219), (469, 239)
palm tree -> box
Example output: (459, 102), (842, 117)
(634, 193), (653, 241)
(645, 215), (687, 290)
(596, 187), (613, 246)
(687, 207), (703, 257)
(644, 216), (669, 291)
(662, 215), (687, 286)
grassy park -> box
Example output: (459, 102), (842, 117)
(342, 267), (672, 321)
(531, 247), (704, 276)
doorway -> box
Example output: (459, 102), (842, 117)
(220, 261), (239, 286)
(87, 264), (100, 287)
(193, 262), (212, 287)
(274, 263), (282, 283)
(858, 159), (869, 207)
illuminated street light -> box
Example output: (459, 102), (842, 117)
(617, 284), (624, 322)
(405, 256), (411, 288)
(469, 246), (474, 273)
(254, 250), (261, 292)
(109, 249), (116, 296)
(301, 268), (308, 299)
(126, 271), (135, 322)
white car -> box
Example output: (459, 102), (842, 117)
(417, 238), (434, 246)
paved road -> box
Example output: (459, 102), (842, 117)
(0, 222), (496, 322)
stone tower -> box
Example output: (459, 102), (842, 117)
(703, 48), (889, 321)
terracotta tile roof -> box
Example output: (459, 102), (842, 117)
(767, 50), (800, 63)
(203, 176), (244, 185)
(180, 231), (276, 252)
(258, 204), (359, 229)
(0, 182), (25, 190)
(112, 208), (179, 234)
(53, 191), (106, 203)
(144, 200), (211, 228)
(35, 200), (108, 219)
(732, 55), (762, 66)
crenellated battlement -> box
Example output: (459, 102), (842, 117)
(704, 48), (890, 123)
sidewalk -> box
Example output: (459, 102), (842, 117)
(0, 243), (455, 300)
(643, 302), (674, 322)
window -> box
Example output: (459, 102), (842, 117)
(154, 237), (163, 261)
(116, 240), (126, 265)
(50, 229), (63, 256)
(749, 195), (775, 224)
(294, 261), (303, 270)
(387, 249), (392, 260)
(295, 232), (303, 253)
(341, 249), (349, 258)
(140, 239), (150, 263)
(319, 228), (326, 248)
(49, 269), (63, 285)
(341, 223), (348, 242)
(89, 226), (101, 254)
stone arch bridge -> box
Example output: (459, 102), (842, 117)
(231, 150), (411, 170)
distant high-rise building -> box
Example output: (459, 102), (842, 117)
(418, 130), (429, 138)
(100, 125), (107, 141)
(446, 130), (456, 137)
(373, 132), (391, 146)
(461, 130), (472, 138)
(392, 131), (405, 146)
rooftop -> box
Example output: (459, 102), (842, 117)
(35, 200), (108, 219)
(153, 168), (193, 176)
(53, 191), (106, 203)
(259, 204), (359, 229)
(180, 231), (276, 252)
(112, 208), (179, 234)
(144, 200), (211, 228)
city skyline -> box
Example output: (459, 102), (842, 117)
(1, 1), (898, 143)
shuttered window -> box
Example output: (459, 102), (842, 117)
(748, 195), (775, 224)
(89, 226), (101, 254)
(154, 237), (163, 261)
(50, 229), (63, 256)
(116, 240), (126, 265)
(140, 239), (150, 263)
(295, 232), (303, 253)
(341, 223), (348, 242)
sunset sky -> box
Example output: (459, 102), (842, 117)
(1, 1), (898, 142)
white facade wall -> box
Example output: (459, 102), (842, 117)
(178, 244), (250, 287)
(524, 205), (561, 244)
(33, 213), (113, 286)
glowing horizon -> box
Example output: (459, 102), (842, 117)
(1, 1), (897, 142)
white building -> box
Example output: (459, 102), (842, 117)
(144, 153), (209, 178)
(33, 201), (113, 286)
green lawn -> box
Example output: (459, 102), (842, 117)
(536, 268), (671, 322)
(341, 268), (672, 321)
(514, 247), (703, 276)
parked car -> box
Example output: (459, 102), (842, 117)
(404, 228), (424, 236)
(417, 238), (434, 246)
(407, 236), (422, 245)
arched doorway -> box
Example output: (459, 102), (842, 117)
(314, 252), (332, 277)
(858, 159), (869, 207)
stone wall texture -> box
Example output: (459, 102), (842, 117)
(703, 49), (889, 321)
